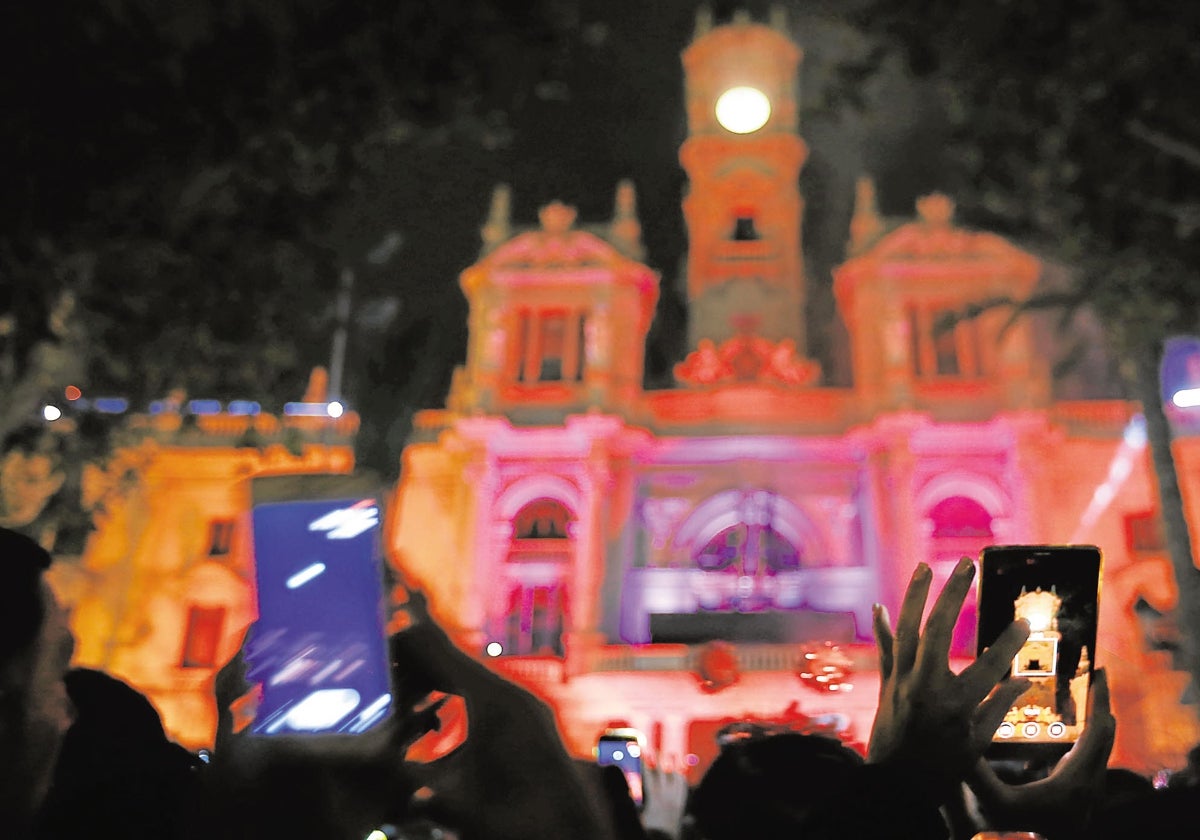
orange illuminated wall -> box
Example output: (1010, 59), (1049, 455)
(50, 403), (359, 749)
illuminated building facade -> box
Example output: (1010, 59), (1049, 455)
(42, 9), (1200, 772)
(389, 10), (1200, 774)
(50, 379), (359, 749)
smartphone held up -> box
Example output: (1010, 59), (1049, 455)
(976, 545), (1102, 758)
(597, 728), (646, 809)
(242, 474), (395, 737)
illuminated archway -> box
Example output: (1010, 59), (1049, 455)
(619, 488), (874, 643)
(490, 495), (575, 656)
(673, 489), (821, 560)
(916, 472), (1009, 521)
(665, 490), (840, 620)
(496, 475), (583, 522)
(922, 489), (999, 655)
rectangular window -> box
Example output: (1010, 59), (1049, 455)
(514, 308), (586, 384)
(575, 315), (587, 382)
(207, 519), (235, 557)
(504, 584), (564, 656)
(933, 310), (961, 376)
(539, 312), (567, 381)
(963, 313), (983, 376)
(1125, 510), (1165, 555)
(908, 307), (923, 377)
(511, 310), (531, 380)
(732, 215), (760, 241)
(181, 605), (226, 668)
(909, 306), (984, 379)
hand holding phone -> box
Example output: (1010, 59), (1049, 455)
(390, 604), (611, 840)
(967, 669), (1116, 839)
(976, 545), (1102, 759)
(597, 728), (646, 808)
(244, 475), (394, 736)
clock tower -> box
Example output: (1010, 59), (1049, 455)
(680, 8), (810, 355)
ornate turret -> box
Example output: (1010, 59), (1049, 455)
(480, 184), (513, 254)
(678, 8), (811, 357)
(833, 189), (1046, 415)
(609, 180), (644, 261)
(847, 176), (884, 256)
(454, 192), (659, 419)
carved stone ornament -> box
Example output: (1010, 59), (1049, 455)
(538, 201), (578, 234)
(675, 335), (820, 387)
(696, 640), (740, 693)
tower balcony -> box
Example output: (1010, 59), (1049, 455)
(707, 238), (785, 280)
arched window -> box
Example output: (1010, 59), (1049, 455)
(693, 520), (803, 611)
(514, 498), (573, 540)
(696, 525), (801, 573)
(927, 495), (993, 655)
(493, 498), (573, 656)
(929, 496), (993, 539)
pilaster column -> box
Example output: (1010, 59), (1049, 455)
(1003, 413), (1050, 542)
(584, 302), (612, 406)
(460, 453), (498, 651)
(564, 449), (612, 676)
(871, 416), (922, 616)
(880, 294), (914, 411)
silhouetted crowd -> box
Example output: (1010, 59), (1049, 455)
(4, 526), (1200, 839)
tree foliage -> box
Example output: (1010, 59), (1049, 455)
(855, 0), (1200, 699)
(3, 0), (570, 407)
(858, 1), (1199, 262)
(1, 0), (574, 546)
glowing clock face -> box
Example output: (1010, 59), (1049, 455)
(715, 86), (771, 134)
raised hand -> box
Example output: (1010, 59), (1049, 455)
(391, 592), (614, 840)
(966, 668), (1117, 840)
(640, 764), (689, 840)
(868, 558), (1032, 799)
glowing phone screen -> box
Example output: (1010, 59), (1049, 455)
(978, 545), (1101, 752)
(598, 734), (644, 806)
(246, 497), (393, 735)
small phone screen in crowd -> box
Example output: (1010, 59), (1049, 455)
(597, 728), (645, 808)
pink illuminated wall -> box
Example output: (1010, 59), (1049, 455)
(387, 10), (1200, 775)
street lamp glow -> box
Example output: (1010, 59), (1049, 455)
(715, 86), (771, 134)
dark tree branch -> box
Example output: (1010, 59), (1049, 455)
(1126, 119), (1200, 171)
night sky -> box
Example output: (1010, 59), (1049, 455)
(4, 1), (1114, 477)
